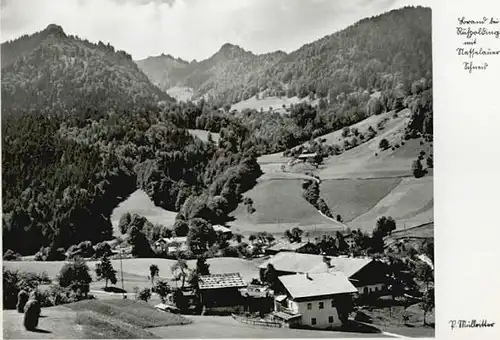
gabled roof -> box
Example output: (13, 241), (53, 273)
(258, 252), (373, 278)
(198, 273), (246, 290)
(213, 225), (232, 233)
(156, 236), (187, 244)
(279, 272), (357, 299)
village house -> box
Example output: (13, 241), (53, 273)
(272, 272), (357, 329)
(342, 232), (356, 249)
(265, 240), (318, 255)
(259, 252), (388, 298)
(198, 273), (247, 314)
(154, 236), (188, 254)
(295, 152), (318, 161)
(212, 224), (233, 240)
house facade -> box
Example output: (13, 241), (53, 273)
(273, 272), (357, 329)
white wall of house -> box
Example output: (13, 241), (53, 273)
(357, 283), (386, 296)
(287, 298), (341, 328)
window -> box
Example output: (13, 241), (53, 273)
(307, 303), (312, 310)
(331, 299), (335, 307)
(311, 318), (317, 325)
(328, 316), (334, 323)
(319, 302), (324, 309)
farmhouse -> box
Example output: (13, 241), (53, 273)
(295, 152), (317, 160)
(212, 224), (233, 240)
(259, 252), (388, 297)
(265, 240), (318, 255)
(342, 232), (356, 249)
(272, 272), (357, 329)
(154, 236), (188, 254)
(199, 273), (247, 313)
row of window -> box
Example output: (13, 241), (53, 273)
(306, 300), (334, 310)
(311, 316), (335, 325)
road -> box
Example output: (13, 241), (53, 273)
(148, 315), (395, 338)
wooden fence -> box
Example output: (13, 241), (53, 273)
(231, 314), (283, 328)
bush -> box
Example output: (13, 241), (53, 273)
(412, 159), (425, 178)
(58, 258), (92, 298)
(94, 242), (112, 258)
(426, 155), (433, 168)
(137, 288), (151, 302)
(3, 249), (21, 260)
(155, 280), (171, 303)
(341, 127), (350, 138)
(47, 285), (77, 306)
(17, 290), (29, 313)
(379, 138), (390, 150)
(23, 299), (41, 330)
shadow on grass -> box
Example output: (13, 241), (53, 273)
(103, 286), (128, 293)
(339, 320), (383, 334)
(292, 320), (383, 334)
(29, 328), (52, 334)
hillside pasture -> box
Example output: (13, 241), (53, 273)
(166, 86), (194, 102)
(110, 189), (178, 237)
(320, 178), (402, 223)
(231, 94), (317, 114)
(3, 299), (190, 339)
(230, 178), (335, 225)
(348, 176), (433, 232)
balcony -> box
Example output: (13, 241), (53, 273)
(275, 304), (298, 315)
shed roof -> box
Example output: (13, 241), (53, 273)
(258, 252), (372, 278)
(198, 273), (246, 290)
(279, 272), (357, 299)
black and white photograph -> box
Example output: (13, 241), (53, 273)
(1, 0), (445, 338)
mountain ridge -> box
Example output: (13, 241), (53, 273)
(136, 6), (431, 106)
(1, 24), (173, 116)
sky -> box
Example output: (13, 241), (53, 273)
(0, 0), (432, 61)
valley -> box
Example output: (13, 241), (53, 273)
(2, 5), (434, 339)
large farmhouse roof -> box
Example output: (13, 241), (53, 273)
(267, 240), (311, 252)
(259, 252), (373, 278)
(198, 273), (246, 290)
(279, 272), (357, 299)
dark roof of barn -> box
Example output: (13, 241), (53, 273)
(198, 273), (246, 290)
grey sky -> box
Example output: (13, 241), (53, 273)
(0, 0), (431, 61)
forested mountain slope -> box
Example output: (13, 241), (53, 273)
(1, 24), (172, 117)
(137, 6), (431, 110)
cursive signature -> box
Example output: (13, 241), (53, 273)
(449, 319), (495, 330)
